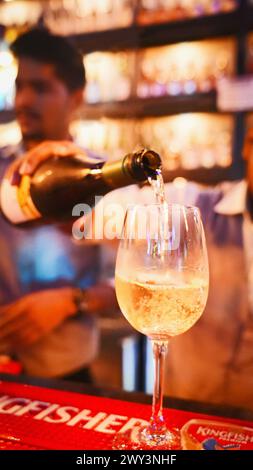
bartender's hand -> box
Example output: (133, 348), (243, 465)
(0, 284), (119, 351)
(243, 128), (253, 195)
(82, 283), (119, 318)
(5, 140), (86, 185)
(0, 287), (77, 350)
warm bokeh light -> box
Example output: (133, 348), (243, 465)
(0, 0), (41, 26)
(0, 41), (17, 111)
(82, 38), (236, 103)
(137, 38), (236, 98)
(0, 121), (21, 146)
(70, 113), (233, 169)
(138, 0), (238, 25)
(84, 51), (133, 103)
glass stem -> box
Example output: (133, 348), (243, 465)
(150, 340), (168, 432)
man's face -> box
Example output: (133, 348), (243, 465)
(15, 57), (82, 142)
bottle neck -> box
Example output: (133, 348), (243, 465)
(101, 155), (138, 189)
(102, 150), (161, 189)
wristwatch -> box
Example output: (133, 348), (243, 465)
(73, 288), (89, 315)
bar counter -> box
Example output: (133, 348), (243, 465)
(1, 372), (253, 450)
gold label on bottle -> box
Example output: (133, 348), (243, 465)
(17, 175), (41, 220)
(0, 176), (41, 223)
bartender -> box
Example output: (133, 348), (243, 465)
(0, 27), (118, 382)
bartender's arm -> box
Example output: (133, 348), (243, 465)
(3, 140), (86, 184)
(0, 287), (77, 352)
(0, 283), (118, 353)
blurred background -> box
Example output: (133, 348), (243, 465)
(0, 0), (252, 394)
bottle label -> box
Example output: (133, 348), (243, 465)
(0, 176), (41, 223)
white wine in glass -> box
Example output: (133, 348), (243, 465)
(114, 203), (209, 449)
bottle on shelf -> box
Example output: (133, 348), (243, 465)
(0, 148), (162, 224)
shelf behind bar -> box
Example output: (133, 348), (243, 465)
(78, 92), (217, 120)
(164, 164), (245, 185)
(138, 10), (243, 49)
(72, 26), (139, 54)
(72, 8), (253, 54)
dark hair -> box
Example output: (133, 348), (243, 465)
(11, 28), (86, 91)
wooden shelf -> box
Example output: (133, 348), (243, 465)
(138, 10), (243, 50)
(72, 26), (139, 54)
(77, 92), (217, 120)
(72, 6), (253, 53)
(163, 163), (245, 186)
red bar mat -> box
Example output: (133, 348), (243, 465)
(0, 381), (253, 450)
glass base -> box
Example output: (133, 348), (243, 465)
(112, 425), (181, 450)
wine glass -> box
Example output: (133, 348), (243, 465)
(114, 203), (209, 449)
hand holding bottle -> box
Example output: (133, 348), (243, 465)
(5, 140), (88, 185)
